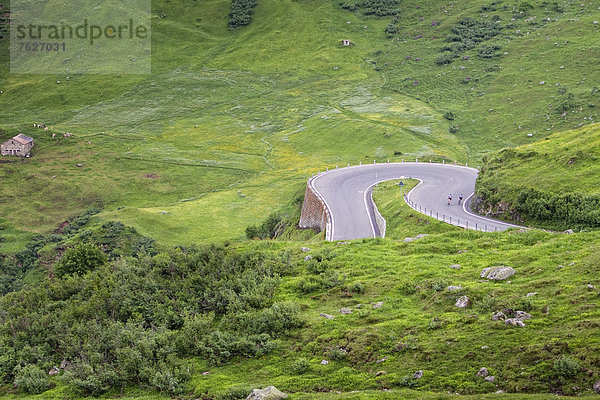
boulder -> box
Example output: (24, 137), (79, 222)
(373, 301), (384, 309)
(564, 229), (574, 234)
(593, 380), (600, 394)
(491, 311), (506, 321)
(375, 371), (387, 377)
(481, 266), (516, 281)
(48, 366), (60, 376)
(320, 313), (335, 320)
(414, 370), (424, 379)
(526, 292), (538, 297)
(455, 296), (470, 308)
(301, 247), (311, 252)
(515, 311), (532, 321)
(447, 285), (463, 291)
(246, 386), (288, 400)
(376, 356), (388, 364)
(477, 367), (489, 377)
(485, 376), (496, 382)
(505, 318), (526, 327)
(320, 360), (329, 365)
(339, 308), (352, 315)
(449, 264), (462, 269)
(304, 255), (313, 261)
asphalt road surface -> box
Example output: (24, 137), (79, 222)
(310, 162), (522, 241)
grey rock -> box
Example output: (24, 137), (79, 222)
(485, 376), (496, 382)
(376, 356), (388, 364)
(557, 265), (564, 269)
(515, 311), (532, 320)
(564, 229), (574, 234)
(447, 285), (463, 291)
(594, 380), (600, 394)
(320, 360), (329, 365)
(481, 266), (516, 280)
(492, 311), (506, 321)
(48, 366), (60, 376)
(404, 234), (427, 243)
(481, 345), (490, 350)
(414, 370), (424, 379)
(60, 359), (69, 369)
(477, 367), (489, 377)
(320, 313), (335, 320)
(301, 247), (311, 252)
(375, 370), (387, 377)
(505, 318), (526, 327)
(339, 308), (352, 315)
(304, 255), (313, 261)
(403, 237), (415, 243)
(526, 292), (538, 297)
(373, 301), (384, 309)
(449, 264), (462, 269)
(415, 234), (428, 239)
(587, 284), (595, 289)
(246, 386), (288, 400)
(455, 296), (470, 308)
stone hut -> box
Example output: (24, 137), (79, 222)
(1, 134), (34, 157)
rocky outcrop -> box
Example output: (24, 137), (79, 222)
(246, 386), (288, 400)
(481, 266), (516, 280)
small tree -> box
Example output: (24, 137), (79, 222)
(55, 242), (107, 277)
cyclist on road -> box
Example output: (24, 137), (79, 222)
(458, 193), (463, 205)
(447, 194), (452, 205)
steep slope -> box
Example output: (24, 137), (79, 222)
(475, 122), (600, 229)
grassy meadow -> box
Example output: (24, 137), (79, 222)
(1, 0), (599, 247)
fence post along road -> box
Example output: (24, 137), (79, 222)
(299, 160), (523, 241)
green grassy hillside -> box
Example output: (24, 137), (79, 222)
(475, 122), (600, 229)
(1, 0), (599, 247)
(2, 200), (600, 399)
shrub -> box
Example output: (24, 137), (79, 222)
(385, 24), (398, 38)
(290, 358), (310, 375)
(55, 242), (108, 277)
(339, 0), (401, 16)
(449, 125), (460, 134)
(350, 282), (365, 294)
(436, 53), (454, 65)
(14, 365), (50, 394)
(553, 355), (580, 382)
(443, 111), (456, 121)
(228, 0), (257, 28)
(477, 44), (502, 58)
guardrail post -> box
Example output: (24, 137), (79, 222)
(485, 225), (487, 232)
(458, 219), (460, 226)
(436, 212), (438, 219)
(450, 216), (452, 224)
(466, 163), (468, 167)
(336, 165), (338, 169)
(374, 160), (376, 164)
(359, 161), (362, 166)
(443, 214), (445, 221)
(466, 221), (468, 229)
(402, 158), (404, 163)
(347, 163), (350, 168)
(416, 158), (418, 162)
(475, 222), (478, 230)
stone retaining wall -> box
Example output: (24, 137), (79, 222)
(299, 180), (330, 234)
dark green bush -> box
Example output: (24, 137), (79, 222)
(55, 242), (108, 277)
(385, 23), (398, 38)
(290, 358), (310, 375)
(13, 365), (50, 394)
(553, 355), (580, 382)
(339, 0), (401, 16)
(228, 0), (257, 28)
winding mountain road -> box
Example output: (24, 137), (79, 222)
(309, 162), (522, 241)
